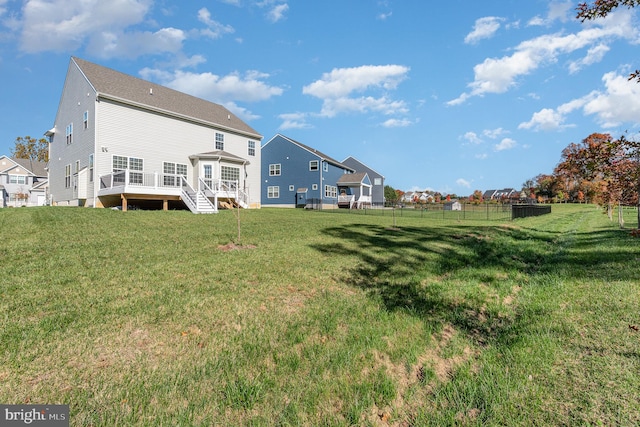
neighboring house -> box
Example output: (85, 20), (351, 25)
(492, 188), (517, 201)
(341, 156), (385, 206)
(46, 57), (263, 213)
(261, 134), (355, 208)
(0, 156), (48, 207)
(444, 200), (462, 211)
(401, 191), (416, 205)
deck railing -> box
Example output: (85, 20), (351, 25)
(100, 170), (185, 190)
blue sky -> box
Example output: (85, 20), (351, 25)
(1, 0), (640, 194)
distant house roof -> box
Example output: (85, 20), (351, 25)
(267, 134), (355, 171)
(11, 158), (48, 177)
(72, 57), (261, 139)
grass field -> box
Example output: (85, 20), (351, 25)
(1, 204), (639, 426)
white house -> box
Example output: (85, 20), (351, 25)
(0, 156), (48, 207)
(46, 57), (263, 213)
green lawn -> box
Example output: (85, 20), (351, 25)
(1, 204), (638, 426)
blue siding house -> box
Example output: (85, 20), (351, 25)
(341, 156), (385, 206)
(261, 134), (355, 208)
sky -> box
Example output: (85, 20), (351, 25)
(1, 0), (640, 195)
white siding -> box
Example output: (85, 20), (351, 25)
(49, 62), (97, 205)
(95, 100), (261, 207)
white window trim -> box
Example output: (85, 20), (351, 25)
(269, 163), (281, 176)
(309, 160), (319, 171)
(267, 186), (280, 198)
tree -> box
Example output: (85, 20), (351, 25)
(471, 189), (483, 204)
(384, 185), (399, 206)
(12, 136), (49, 162)
(577, 1), (640, 82)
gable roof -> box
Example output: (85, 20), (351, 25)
(337, 172), (370, 186)
(341, 156), (385, 179)
(190, 150), (250, 164)
(0, 156), (47, 177)
(265, 134), (354, 171)
(72, 57), (261, 139)
(11, 158), (48, 177)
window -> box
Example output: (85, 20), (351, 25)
(312, 184), (318, 190)
(325, 185), (337, 198)
(113, 156), (143, 185)
(83, 111), (89, 129)
(248, 140), (256, 156)
(323, 162), (329, 172)
(269, 164), (281, 176)
(374, 178), (382, 186)
(89, 154), (94, 182)
(203, 164), (213, 188)
(289, 185), (294, 191)
(65, 164), (71, 188)
(221, 166), (240, 183)
(66, 123), (73, 144)
(9, 175), (27, 184)
(75, 160), (80, 174)
(267, 186), (280, 198)
(309, 160), (319, 171)
(215, 133), (224, 150)
(112, 155), (128, 171)
(163, 162), (188, 186)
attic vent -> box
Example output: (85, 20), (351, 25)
(149, 88), (153, 95)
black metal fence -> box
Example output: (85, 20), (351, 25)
(511, 204), (552, 219)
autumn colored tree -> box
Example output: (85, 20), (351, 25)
(471, 189), (483, 204)
(534, 174), (558, 201)
(577, 1), (640, 82)
(554, 132), (639, 224)
(12, 136), (49, 162)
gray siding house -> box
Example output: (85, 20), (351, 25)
(46, 57), (263, 213)
(0, 156), (48, 207)
(341, 156), (385, 206)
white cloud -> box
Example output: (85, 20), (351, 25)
(140, 67), (284, 121)
(19, 0), (153, 53)
(483, 127), (508, 139)
(0, 0), (7, 17)
(464, 16), (504, 44)
(266, 3), (289, 23)
(456, 178), (472, 188)
(463, 131), (483, 144)
(304, 65), (409, 98)
(583, 71), (640, 127)
(448, 11), (637, 105)
(87, 27), (185, 59)
(494, 138), (516, 151)
(302, 64), (410, 118)
(278, 112), (313, 130)
(382, 118), (412, 128)
(528, 1), (573, 26)
(518, 108), (567, 131)
(568, 44), (610, 74)
(156, 69), (284, 103)
(519, 70), (640, 130)
(197, 8), (235, 39)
